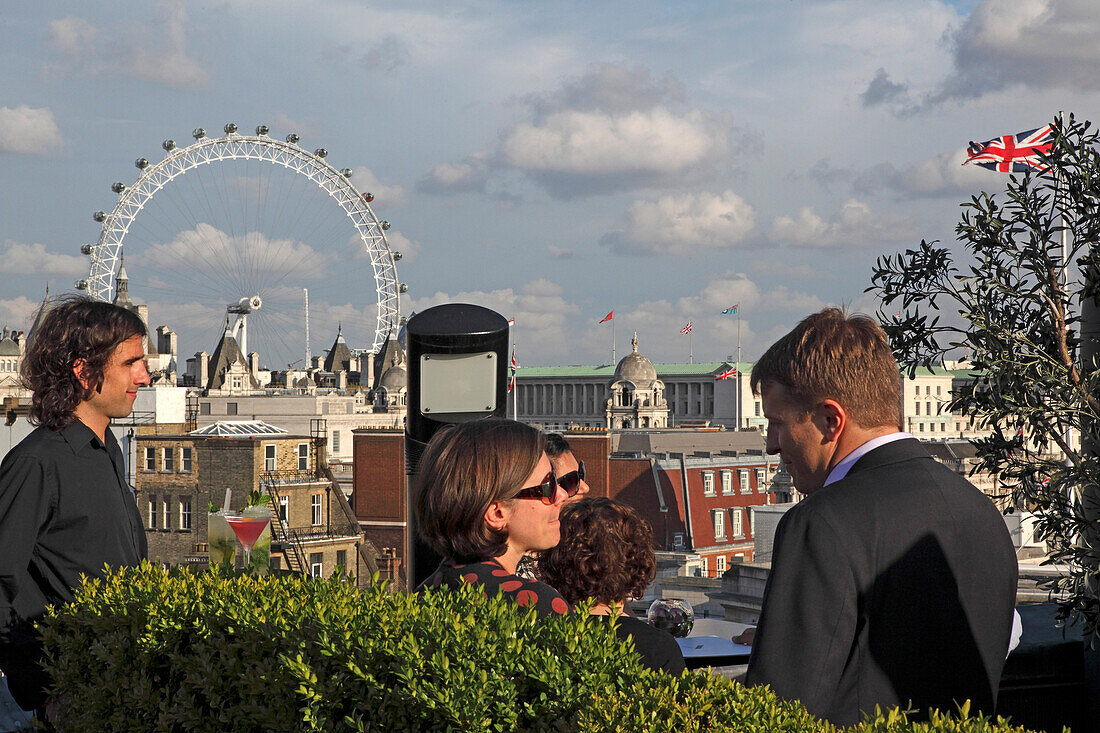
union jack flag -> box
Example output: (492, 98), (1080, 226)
(964, 125), (1053, 173)
(715, 368), (737, 380)
(680, 322), (693, 335)
(508, 347), (518, 392)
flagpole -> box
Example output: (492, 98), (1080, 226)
(513, 340), (518, 421)
(612, 319), (616, 365)
(689, 327), (694, 364)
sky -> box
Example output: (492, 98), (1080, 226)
(2, 0), (1099, 369)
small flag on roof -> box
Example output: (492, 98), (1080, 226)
(680, 322), (693, 335)
(964, 125), (1053, 173)
(716, 368), (738, 380)
(721, 304), (739, 315)
(599, 310), (614, 324)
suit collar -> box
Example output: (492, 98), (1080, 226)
(844, 437), (929, 477)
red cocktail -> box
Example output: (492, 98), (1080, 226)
(224, 513), (272, 566)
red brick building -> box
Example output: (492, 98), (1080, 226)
(351, 426), (777, 583)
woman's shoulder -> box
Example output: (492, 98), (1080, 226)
(417, 559), (570, 616)
(613, 615), (686, 674)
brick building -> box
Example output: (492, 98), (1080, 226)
(351, 426), (776, 584)
(135, 420), (378, 584)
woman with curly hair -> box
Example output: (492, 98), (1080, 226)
(414, 418), (574, 618)
(538, 497), (685, 673)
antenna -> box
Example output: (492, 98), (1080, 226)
(303, 288), (311, 368)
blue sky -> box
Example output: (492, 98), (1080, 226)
(1, 0), (1098, 368)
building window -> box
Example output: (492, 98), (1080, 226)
(925, 385), (930, 395)
(732, 508), (744, 537)
(749, 508), (755, 537)
(739, 470), (751, 493)
(756, 468), (766, 491)
(298, 443), (309, 472)
(179, 497), (192, 530)
(716, 556), (727, 574)
(227, 402), (238, 416)
(914, 385), (919, 396)
(311, 493), (322, 526)
(720, 470), (733, 494)
(919, 422), (925, 432)
(336, 549), (347, 569)
(936, 385), (942, 396)
(672, 532), (685, 550)
(163, 499), (170, 530)
(279, 495), (288, 523)
(180, 446), (192, 473)
(713, 509), (726, 540)
(702, 471), (715, 496)
(144, 447), (156, 472)
(926, 401), (932, 416)
(940, 422), (946, 432)
(265, 444), (276, 472)
(148, 496), (157, 529)
(700, 556), (709, 576)
(309, 552), (324, 578)
(162, 447), (173, 472)
(200, 402), (211, 415)
(332, 430), (341, 453)
(754, 401), (761, 417)
(914, 402), (920, 416)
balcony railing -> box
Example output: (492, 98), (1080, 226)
(273, 523), (360, 544)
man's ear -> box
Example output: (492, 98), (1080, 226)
(484, 500), (509, 532)
(815, 399), (847, 442)
(72, 358), (91, 391)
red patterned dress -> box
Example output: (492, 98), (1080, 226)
(418, 558), (571, 618)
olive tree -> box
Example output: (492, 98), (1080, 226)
(868, 113), (1100, 646)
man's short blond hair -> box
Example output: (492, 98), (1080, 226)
(750, 307), (901, 429)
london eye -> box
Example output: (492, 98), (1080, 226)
(77, 123), (405, 370)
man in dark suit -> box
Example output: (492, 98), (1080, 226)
(743, 308), (1017, 726)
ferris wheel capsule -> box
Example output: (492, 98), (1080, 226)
(74, 279), (88, 290)
(163, 139), (176, 151)
(112, 182), (126, 194)
(93, 211), (107, 222)
(392, 251), (402, 261)
(340, 167), (353, 178)
(255, 125), (269, 136)
(80, 244), (95, 255)
(398, 283), (408, 293)
(363, 192), (374, 202)
(135, 158), (149, 170)
(380, 220), (391, 230)
(286, 133), (300, 144)
(224, 122), (238, 134)
(314, 148), (327, 158)
(193, 127), (206, 139)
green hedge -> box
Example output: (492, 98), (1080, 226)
(38, 563), (1034, 732)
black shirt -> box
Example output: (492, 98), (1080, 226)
(606, 615), (686, 674)
(0, 421), (147, 710)
(418, 558), (571, 618)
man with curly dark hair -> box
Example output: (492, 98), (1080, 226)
(538, 497), (684, 673)
(0, 295), (150, 715)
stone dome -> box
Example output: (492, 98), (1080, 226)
(613, 333), (657, 386)
(0, 329), (19, 356)
(379, 358), (407, 391)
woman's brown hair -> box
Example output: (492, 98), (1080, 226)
(537, 497), (656, 606)
(415, 418), (545, 563)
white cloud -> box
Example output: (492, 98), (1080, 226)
(857, 150), (1001, 198)
(768, 199), (917, 248)
(131, 224), (332, 280)
(0, 241), (85, 275)
(0, 297), (43, 330)
(349, 166), (407, 208)
(600, 190), (756, 256)
(931, 0), (1100, 102)
(383, 230), (421, 263)
(501, 108), (726, 176)
(0, 106), (62, 155)
(547, 246), (575, 260)
(417, 153), (491, 194)
(47, 3), (207, 88)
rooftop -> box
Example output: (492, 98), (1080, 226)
(189, 420), (288, 437)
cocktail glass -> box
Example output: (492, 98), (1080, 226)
(208, 509), (236, 570)
(243, 505), (272, 575)
(224, 510), (272, 571)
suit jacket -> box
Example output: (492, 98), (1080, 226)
(744, 438), (1018, 726)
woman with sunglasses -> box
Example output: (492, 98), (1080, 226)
(545, 433), (590, 502)
(415, 419), (580, 617)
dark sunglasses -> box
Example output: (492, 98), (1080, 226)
(556, 460), (585, 496)
(514, 470), (559, 505)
